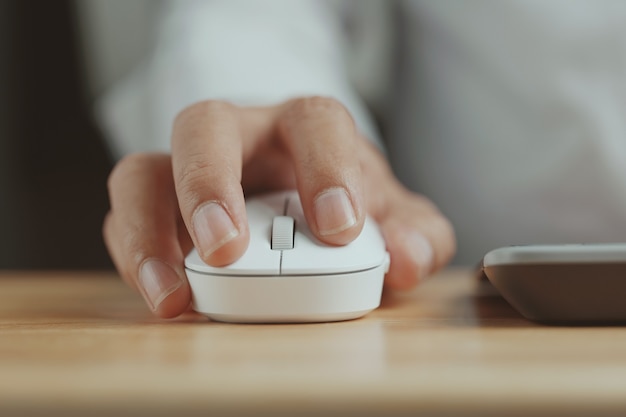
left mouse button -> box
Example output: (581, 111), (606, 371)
(184, 244), (281, 275)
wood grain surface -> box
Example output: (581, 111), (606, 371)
(1, 269), (625, 416)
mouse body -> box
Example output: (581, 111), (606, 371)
(185, 191), (390, 323)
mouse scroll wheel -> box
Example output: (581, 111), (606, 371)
(271, 216), (295, 250)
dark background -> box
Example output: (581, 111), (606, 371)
(0, 0), (114, 269)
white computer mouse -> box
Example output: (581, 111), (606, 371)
(184, 190), (390, 323)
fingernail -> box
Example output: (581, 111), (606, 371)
(314, 187), (357, 236)
(139, 259), (183, 310)
(406, 231), (434, 281)
(193, 202), (239, 258)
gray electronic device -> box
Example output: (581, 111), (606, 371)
(481, 244), (626, 324)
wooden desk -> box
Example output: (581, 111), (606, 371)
(1, 269), (626, 416)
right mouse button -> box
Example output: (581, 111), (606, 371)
(282, 196), (387, 276)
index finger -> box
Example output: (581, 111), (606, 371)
(171, 101), (249, 266)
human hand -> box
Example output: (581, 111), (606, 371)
(103, 97), (456, 318)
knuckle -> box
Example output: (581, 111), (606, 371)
(175, 155), (236, 209)
(286, 96), (350, 120)
(107, 153), (153, 195)
(278, 96), (356, 150)
(174, 100), (236, 129)
(176, 155), (217, 193)
(120, 223), (150, 270)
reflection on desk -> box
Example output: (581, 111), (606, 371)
(1, 269), (625, 416)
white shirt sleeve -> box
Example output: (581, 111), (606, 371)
(97, 0), (380, 158)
